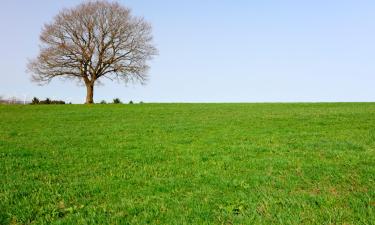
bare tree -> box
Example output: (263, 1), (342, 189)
(28, 1), (157, 104)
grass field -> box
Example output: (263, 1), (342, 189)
(1, 103), (374, 224)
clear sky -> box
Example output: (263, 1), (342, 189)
(1, 0), (374, 103)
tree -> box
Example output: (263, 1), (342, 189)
(31, 97), (40, 104)
(113, 98), (122, 104)
(28, 1), (157, 104)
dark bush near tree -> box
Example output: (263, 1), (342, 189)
(51, 100), (66, 104)
(39, 98), (51, 104)
(100, 100), (107, 104)
(129, 100), (134, 104)
(113, 98), (122, 104)
(33, 98), (65, 105)
(31, 97), (40, 105)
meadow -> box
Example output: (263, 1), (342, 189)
(0, 103), (374, 224)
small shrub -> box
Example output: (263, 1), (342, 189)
(39, 98), (51, 104)
(129, 100), (134, 104)
(51, 100), (65, 104)
(100, 100), (107, 104)
(31, 97), (40, 105)
(140, 101), (144, 104)
(113, 98), (122, 104)
(38, 98), (65, 105)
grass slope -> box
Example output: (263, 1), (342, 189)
(1, 103), (374, 224)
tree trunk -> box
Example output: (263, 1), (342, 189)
(85, 84), (94, 104)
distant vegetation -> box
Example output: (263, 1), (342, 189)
(0, 96), (141, 105)
(31, 97), (65, 105)
(113, 98), (122, 104)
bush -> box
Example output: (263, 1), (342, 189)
(100, 100), (107, 104)
(129, 100), (134, 104)
(31, 97), (40, 105)
(39, 98), (51, 104)
(113, 98), (122, 104)
(37, 98), (65, 105)
(51, 100), (66, 104)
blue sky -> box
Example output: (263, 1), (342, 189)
(1, 0), (374, 103)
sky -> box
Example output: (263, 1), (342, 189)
(0, 0), (374, 103)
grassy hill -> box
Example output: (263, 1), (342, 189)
(1, 103), (374, 224)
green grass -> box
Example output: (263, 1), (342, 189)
(1, 103), (374, 224)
